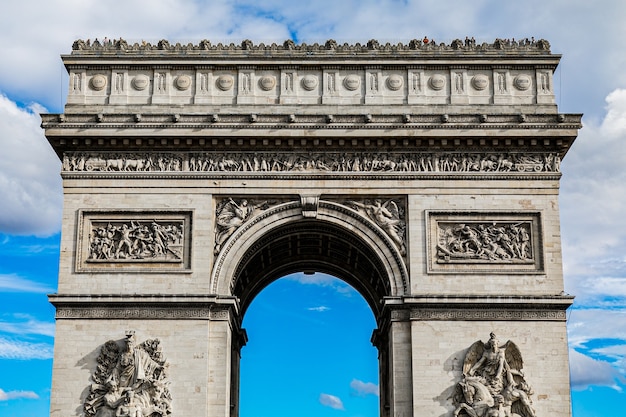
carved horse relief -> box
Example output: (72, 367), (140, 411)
(454, 333), (536, 417)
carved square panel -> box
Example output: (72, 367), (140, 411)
(76, 210), (192, 273)
(426, 211), (543, 274)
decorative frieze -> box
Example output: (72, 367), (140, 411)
(76, 211), (192, 272)
(84, 331), (172, 417)
(62, 151), (561, 174)
(410, 309), (565, 321)
(426, 212), (543, 273)
(56, 307), (211, 319)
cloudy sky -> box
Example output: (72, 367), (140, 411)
(1, 1), (625, 416)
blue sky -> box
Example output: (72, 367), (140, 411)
(1, 1), (626, 416)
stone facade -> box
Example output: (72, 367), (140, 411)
(43, 38), (581, 417)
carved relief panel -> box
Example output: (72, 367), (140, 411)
(76, 210), (192, 272)
(453, 333), (536, 417)
(341, 198), (407, 256)
(84, 331), (172, 417)
(426, 212), (543, 273)
(214, 198), (287, 255)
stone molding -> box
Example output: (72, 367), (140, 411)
(410, 308), (566, 321)
(383, 295), (572, 322)
(56, 307), (211, 319)
(49, 295), (239, 320)
(42, 112), (582, 128)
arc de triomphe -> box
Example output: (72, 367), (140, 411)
(42, 38), (581, 417)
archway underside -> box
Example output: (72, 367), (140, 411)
(232, 220), (392, 318)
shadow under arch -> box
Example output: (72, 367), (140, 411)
(211, 200), (409, 317)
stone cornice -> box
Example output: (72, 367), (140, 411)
(42, 112), (580, 160)
(49, 294), (240, 320)
(42, 112), (582, 126)
(399, 294), (575, 307)
(380, 295), (573, 323)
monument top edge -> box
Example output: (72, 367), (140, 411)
(69, 37), (554, 57)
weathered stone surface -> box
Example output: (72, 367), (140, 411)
(44, 38), (580, 417)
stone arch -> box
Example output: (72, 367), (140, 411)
(211, 200), (408, 316)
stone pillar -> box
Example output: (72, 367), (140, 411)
(388, 312), (413, 417)
(207, 305), (245, 417)
(375, 301), (413, 417)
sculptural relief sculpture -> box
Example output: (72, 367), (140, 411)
(454, 333), (535, 417)
(214, 198), (278, 254)
(76, 212), (191, 272)
(345, 199), (406, 255)
(88, 220), (184, 262)
(62, 152), (561, 174)
(84, 331), (171, 417)
(437, 221), (533, 263)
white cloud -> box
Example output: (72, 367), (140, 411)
(287, 273), (357, 297)
(0, 388), (39, 401)
(319, 393), (344, 410)
(288, 273), (339, 286)
(567, 309), (626, 349)
(308, 306), (330, 312)
(0, 273), (55, 293)
(569, 349), (625, 391)
(0, 337), (53, 360)
(350, 379), (379, 397)
(560, 89), (626, 309)
(567, 308), (626, 391)
(0, 314), (55, 337)
(0, 95), (62, 236)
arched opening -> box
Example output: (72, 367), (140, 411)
(212, 203), (411, 417)
(240, 273), (379, 417)
(231, 218), (395, 318)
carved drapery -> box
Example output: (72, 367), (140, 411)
(84, 331), (172, 417)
